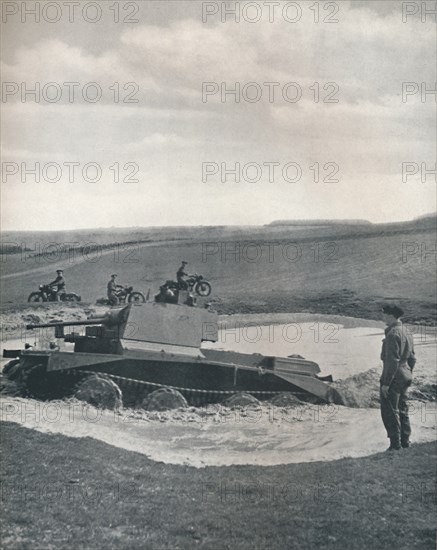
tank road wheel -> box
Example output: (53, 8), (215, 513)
(223, 392), (260, 408)
(1, 360), (25, 396)
(128, 292), (145, 304)
(28, 292), (44, 302)
(74, 374), (122, 410)
(24, 364), (55, 399)
(194, 281), (212, 297)
(141, 388), (188, 411)
(2, 359), (21, 377)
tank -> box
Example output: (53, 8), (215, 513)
(2, 292), (345, 409)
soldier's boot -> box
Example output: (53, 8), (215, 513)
(387, 436), (401, 451)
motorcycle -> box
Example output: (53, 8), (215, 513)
(186, 274), (212, 297)
(96, 286), (145, 305)
(115, 285), (146, 304)
(28, 284), (81, 303)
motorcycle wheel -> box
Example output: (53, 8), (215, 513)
(28, 292), (44, 302)
(63, 293), (81, 302)
(194, 281), (212, 297)
(128, 292), (145, 303)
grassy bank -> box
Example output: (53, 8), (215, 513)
(1, 423), (435, 550)
(215, 289), (437, 326)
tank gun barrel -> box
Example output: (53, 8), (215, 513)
(25, 305), (130, 331)
(26, 318), (106, 330)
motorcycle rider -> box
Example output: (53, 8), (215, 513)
(107, 274), (119, 305)
(155, 283), (177, 304)
(176, 261), (189, 290)
(48, 269), (66, 301)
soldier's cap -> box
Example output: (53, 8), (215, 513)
(56, 269), (63, 273)
(111, 273), (117, 277)
(182, 261), (188, 264)
(382, 304), (404, 318)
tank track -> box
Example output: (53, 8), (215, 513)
(70, 369), (288, 407)
(2, 362), (310, 407)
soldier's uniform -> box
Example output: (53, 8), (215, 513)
(380, 320), (416, 449)
(107, 277), (119, 305)
(49, 273), (66, 301)
(176, 263), (188, 290)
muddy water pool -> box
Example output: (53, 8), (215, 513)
(1, 314), (435, 467)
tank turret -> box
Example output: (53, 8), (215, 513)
(25, 302), (218, 352)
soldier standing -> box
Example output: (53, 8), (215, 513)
(380, 304), (416, 451)
(107, 274), (119, 305)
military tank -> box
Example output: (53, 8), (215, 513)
(2, 291), (345, 409)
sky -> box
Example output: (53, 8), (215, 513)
(1, 0), (436, 230)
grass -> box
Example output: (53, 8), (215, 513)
(1, 228), (436, 306)
(1, 229), (436, 328)
(1, 422), (435, 550)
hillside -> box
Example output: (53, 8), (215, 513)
(0, 222), (435, 321)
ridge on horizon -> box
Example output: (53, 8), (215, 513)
(1, 212), (435, 234)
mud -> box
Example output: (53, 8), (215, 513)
(0, 394), (435, 468)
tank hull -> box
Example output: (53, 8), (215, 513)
(6, 347), (344, 406)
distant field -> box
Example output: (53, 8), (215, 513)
(0, 227), (435, 305)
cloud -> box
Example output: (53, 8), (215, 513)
(1, 1), (435, 229)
